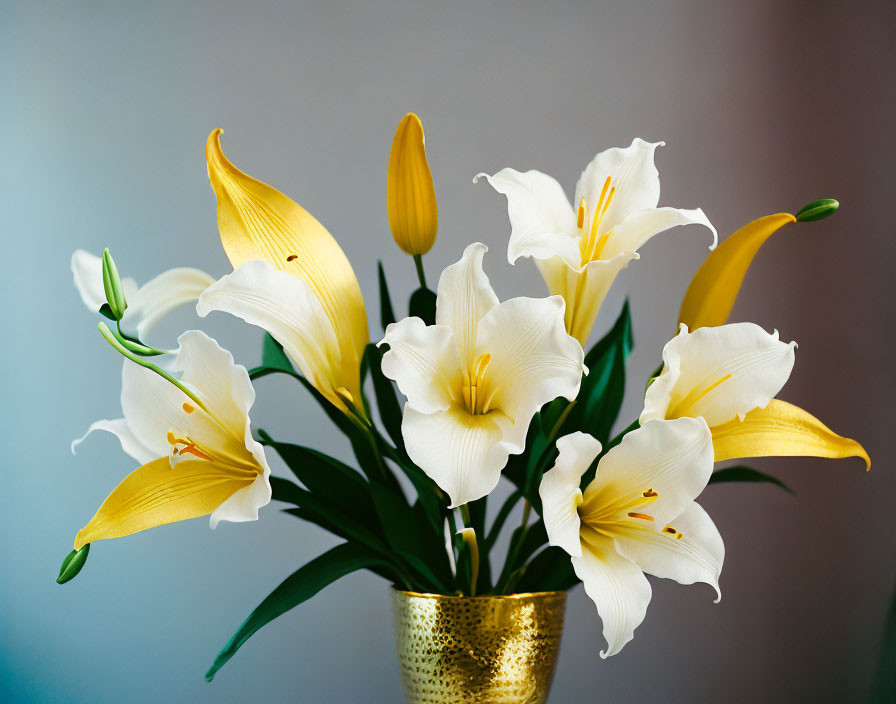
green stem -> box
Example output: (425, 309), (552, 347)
(98, 322), (209, 414)
(413, 254), (427, 289)
(548, 400), (576, 439)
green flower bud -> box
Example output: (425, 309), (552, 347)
(101, 248), (128, 320)
(795, 199), (839, 223)
(57, 543), (90, 584)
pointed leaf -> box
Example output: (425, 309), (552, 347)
(409, 286), (437, 326)
(377, 261), (397, 331)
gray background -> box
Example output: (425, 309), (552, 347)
(3, 1), (894, 702)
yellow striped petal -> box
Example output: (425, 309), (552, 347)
(206, 129), (369, 409)
(74, 458), (257, 549)
(711, 399), (870, 470)
(678, 213), (796, 330)
(387, 113), (438, 256)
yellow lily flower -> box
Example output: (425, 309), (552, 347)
(204, 129), (368, 414)
(640, 323), (870, 469)
(477, 139), (716, 345)
(387, 113), (438, 256)
(73, 331), (272, 549)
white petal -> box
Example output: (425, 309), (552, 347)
(210, 470), (272, 528)
(614, 502), (724, 602)
(574, 139), (663, 233)
(402, 405), (513, 508)
(435, 243), (500, 368)
(197, 260), (342, 402)
(640, 323), (797, 427)
(71, 417), (158, 465)
(120, 267), (216, 339)
(583, 418), (714, 528)
(475, 295), (584, 446)
(540, 432), (602, 558)
(379, 317), (463, 414)
(474, 169), (580, 267)
(573, 527), (652, 658)
(71, 249), (138, 313)
(539, 253), (637, 346)
(601, 207), (717, 260)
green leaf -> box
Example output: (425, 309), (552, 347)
(708, 466), (795, 495)
(98, 303), (117, 321)
(363, 344), (404, 452)
(795, 198), (839, 223)
(377, 438), (446, 538)
(377, 261), (396, 331)
(409, 286), (437, 326)
(205, 543), (390, 680)
(514, 546), (578, 593)
(261, 333), (295, 374)
(494, 520), (549, 593)
(56, 544), (90, 585)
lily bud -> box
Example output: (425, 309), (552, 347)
(387, 113), (438, 256)
(795, 198), (839, 222)
(101, 248), (128, 320)
(57, 543), (90, 584)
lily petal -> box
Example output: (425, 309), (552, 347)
(71, 417), (158, 465)
(642, 323), (796, 427)
(387, 113), (438, 256)
(574, 527), (652, 658)
(537, 253), (637, 346)
(614, 502), (724, 602)
(583, 418), (714, 528)
(197, 261), (351, 412)
(712, 399), (870, 470)
(120, 267), (216, 339)
(574, 139), (663, 232)
(601, 207), (717, 260)
(74, 457), (257, 549)
(379, 317), (463, 414)
(206, 129), (368, 399)
(435, 243), (499, 368)
(473, 169), (580, 267)
(402, 405), (514, 508)
(678, 213), (797, 330)
(475, 295), (584, 446)
(540, 432), (602, 558)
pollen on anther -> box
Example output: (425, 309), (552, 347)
(663, 526), (677, 535)
(628, 512), (654, 522)
(286, 254), (298, 262)
(642, 489), (658, 498)
(182, 402), (195, 414)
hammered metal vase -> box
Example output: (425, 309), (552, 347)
(391, 589), (567, 704)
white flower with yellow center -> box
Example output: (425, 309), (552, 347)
(72, 330), (271, 548)
(476, 139), (716, 345)
(540, 423), (723, 657)
(379, 243), (585, 507)
(640, 322), (869, 468)
(71, 249), (215, 340)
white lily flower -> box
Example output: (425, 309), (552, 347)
(379, 243), (584, 507)
(71, 249), (215, 340)
(72, 330), (271, 548)
(476, 139), (716, 345)
(640, 322), (796, 428)
(540, 423), (723, 657)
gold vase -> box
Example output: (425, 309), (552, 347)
(391, 589), (567, 704)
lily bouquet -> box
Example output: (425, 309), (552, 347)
(60, 114), (869, 681)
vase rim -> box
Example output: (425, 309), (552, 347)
(391, 587), (567, 600)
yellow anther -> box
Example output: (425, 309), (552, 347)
(642, 489), (658, 498)
(628, 512), (654, 522)
(182, 402), (195, 414)
(663, 526), (677, 534)
(577, 198), (587, 229)
(462, 352), (493, 415)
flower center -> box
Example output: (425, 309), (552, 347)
(577, 176), (617, 264)
(462, 352), (494, 415)
(580, 486), (661, 529)
(167, 430), (214, 467)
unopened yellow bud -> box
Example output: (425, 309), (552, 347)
(387, 113), (438, 256)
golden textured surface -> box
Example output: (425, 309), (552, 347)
(392, 590), (567, 704)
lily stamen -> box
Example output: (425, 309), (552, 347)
(627, 512), (654, 522)
(462, 353), (493, 415)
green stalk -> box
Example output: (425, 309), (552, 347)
(412, 254), (427, 289)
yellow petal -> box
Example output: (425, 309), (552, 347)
(74, 458), (257, 549)
(206, 129), (368, 410)
(387, 113), (438, 256)
(678, 213), (796, 330)
(711, 399), (870, 470)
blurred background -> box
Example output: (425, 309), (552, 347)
(3, 1), (894, 702)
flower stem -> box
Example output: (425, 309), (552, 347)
(413, 254), (427, 289)
(97, 322), (209, 414)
